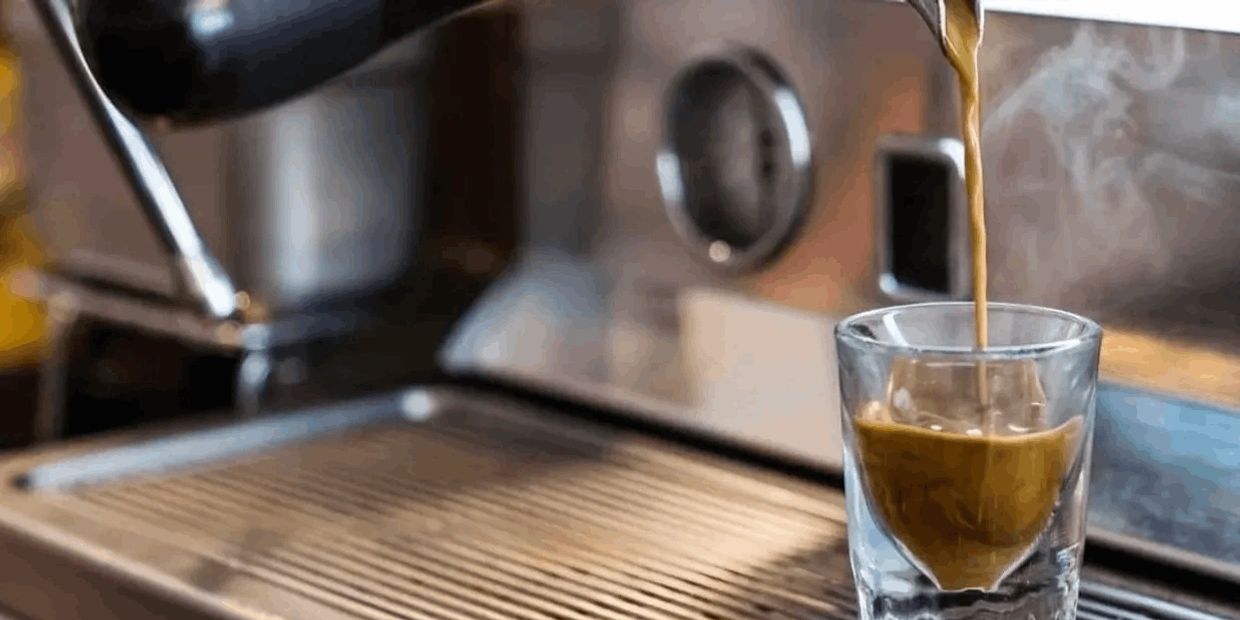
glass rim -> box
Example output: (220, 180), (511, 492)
(834, 301), (1102, 359)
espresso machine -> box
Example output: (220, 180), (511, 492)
(0, 0), (1235, 618)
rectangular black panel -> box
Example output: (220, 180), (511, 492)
(885, 153), (953, 295)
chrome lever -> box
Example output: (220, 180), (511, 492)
(29, 0), (238, 320)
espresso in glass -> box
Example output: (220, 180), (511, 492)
(837, 305), (1100, 619)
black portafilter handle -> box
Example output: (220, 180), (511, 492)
(76, 0), (491, 124)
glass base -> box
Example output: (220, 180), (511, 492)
(855, 546), (1081, 620)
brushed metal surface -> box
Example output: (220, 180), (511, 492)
(444, 0), (1240, 436)
(0, 389), (855, 619)
(0, 388), (1230, 619)
(1088, 386), (1240, 583)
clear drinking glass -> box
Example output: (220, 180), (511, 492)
(835, 302), (1101, 619)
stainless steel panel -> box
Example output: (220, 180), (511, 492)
(453, 0), (1240, 446)
(444, 0), (946, 470)
(0, 387), (1229, 619)
(439, 0), (1240, 583)
(444, 0), (1240, 458)
(1089, 386), (1240, 583)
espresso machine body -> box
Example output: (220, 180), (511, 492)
(445, 0), (1240, 584)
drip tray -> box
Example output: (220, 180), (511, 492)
(0, 387), (1231, 619)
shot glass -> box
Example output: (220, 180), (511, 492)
(835, 302), (1101, 619)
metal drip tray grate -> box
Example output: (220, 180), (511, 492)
(0, 388), (1229, 619)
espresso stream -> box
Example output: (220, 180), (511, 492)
(945, 0), (987, 349)
(853, 0), (1079, 592)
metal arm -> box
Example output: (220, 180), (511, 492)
(29, 0), (238, 319)
(72, 0), (493, 125)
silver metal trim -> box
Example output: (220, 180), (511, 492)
(29, 273), (369, 352)
(29, 0), (239, 319)
(14, 389), (424, 491)
(873, 134), (970, 303)
(1090, 521), (1240, 588)
(657, 47), (813, 273)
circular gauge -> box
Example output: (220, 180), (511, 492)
(657, 48), (813, 272)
